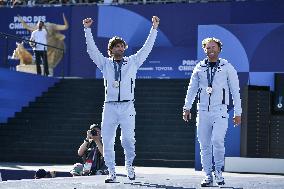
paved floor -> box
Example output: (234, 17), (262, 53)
(0, 165), (284, 189)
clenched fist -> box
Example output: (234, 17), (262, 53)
(83, 18), (93, 28)
(152, 16), (160, 29)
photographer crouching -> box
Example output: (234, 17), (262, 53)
(71, 124), (108, 176)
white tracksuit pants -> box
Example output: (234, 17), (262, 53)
(196, 104), (228, 175)
(101, 101), (136, 171)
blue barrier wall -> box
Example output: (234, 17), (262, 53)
(0, 68), (58, 123)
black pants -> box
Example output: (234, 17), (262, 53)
(34, 50), (49, 76)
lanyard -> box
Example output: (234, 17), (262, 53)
(113, 59), (122, 81)
(206, 59), (219, 87)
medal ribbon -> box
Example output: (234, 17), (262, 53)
(206, 59), (220, 87)
(113, 60), (122, 81)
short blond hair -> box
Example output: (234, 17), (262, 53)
(202, 37), (223, 51)
(107, 36), (128, 57)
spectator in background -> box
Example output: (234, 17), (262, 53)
(60, 0), (71, 4)
(76, 0), (89, 3)
(26, 0), (35, 6)
(47, 0), (59, 4)
(29, 20), (49, 76)
(0, 0), (6, 7)
(103, 0), (112, 4)
(12, 0), (25, 7)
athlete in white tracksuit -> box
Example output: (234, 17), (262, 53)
(183, 37), (242, 187)
(83, 16), (160, 182)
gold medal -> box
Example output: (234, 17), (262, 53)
(113, 81), (119, 88)
(206, 87), (213, 94)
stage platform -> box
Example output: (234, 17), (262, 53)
(0, 162), (284, 189)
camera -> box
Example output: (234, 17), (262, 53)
(90, 129), (97, 136)
(89, 123), (100, 136)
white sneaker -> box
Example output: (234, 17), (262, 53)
(105, 170), (116, 183)
(214, 170), (225, 187)
(126, 165), (135, 180)
(200, 174), (213, 187)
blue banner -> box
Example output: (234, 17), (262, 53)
(1, 2), (284, 78)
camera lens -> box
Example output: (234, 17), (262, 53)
(90, 129), (97, 136)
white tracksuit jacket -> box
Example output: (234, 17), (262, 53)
(184, 58), (242, 116)
(85, 27), (158, 102)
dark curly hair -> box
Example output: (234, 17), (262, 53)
(107, 36), (128, 57)
(202, 37), (223, 51)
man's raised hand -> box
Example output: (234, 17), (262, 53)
(83, 18), (93, 28)
(152, 16), (160, 29)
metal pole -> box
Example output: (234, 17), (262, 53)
(4, 36), (8, 68)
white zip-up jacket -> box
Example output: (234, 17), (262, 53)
(85, 27), (158, 102)
(184, 58), (242, 116)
